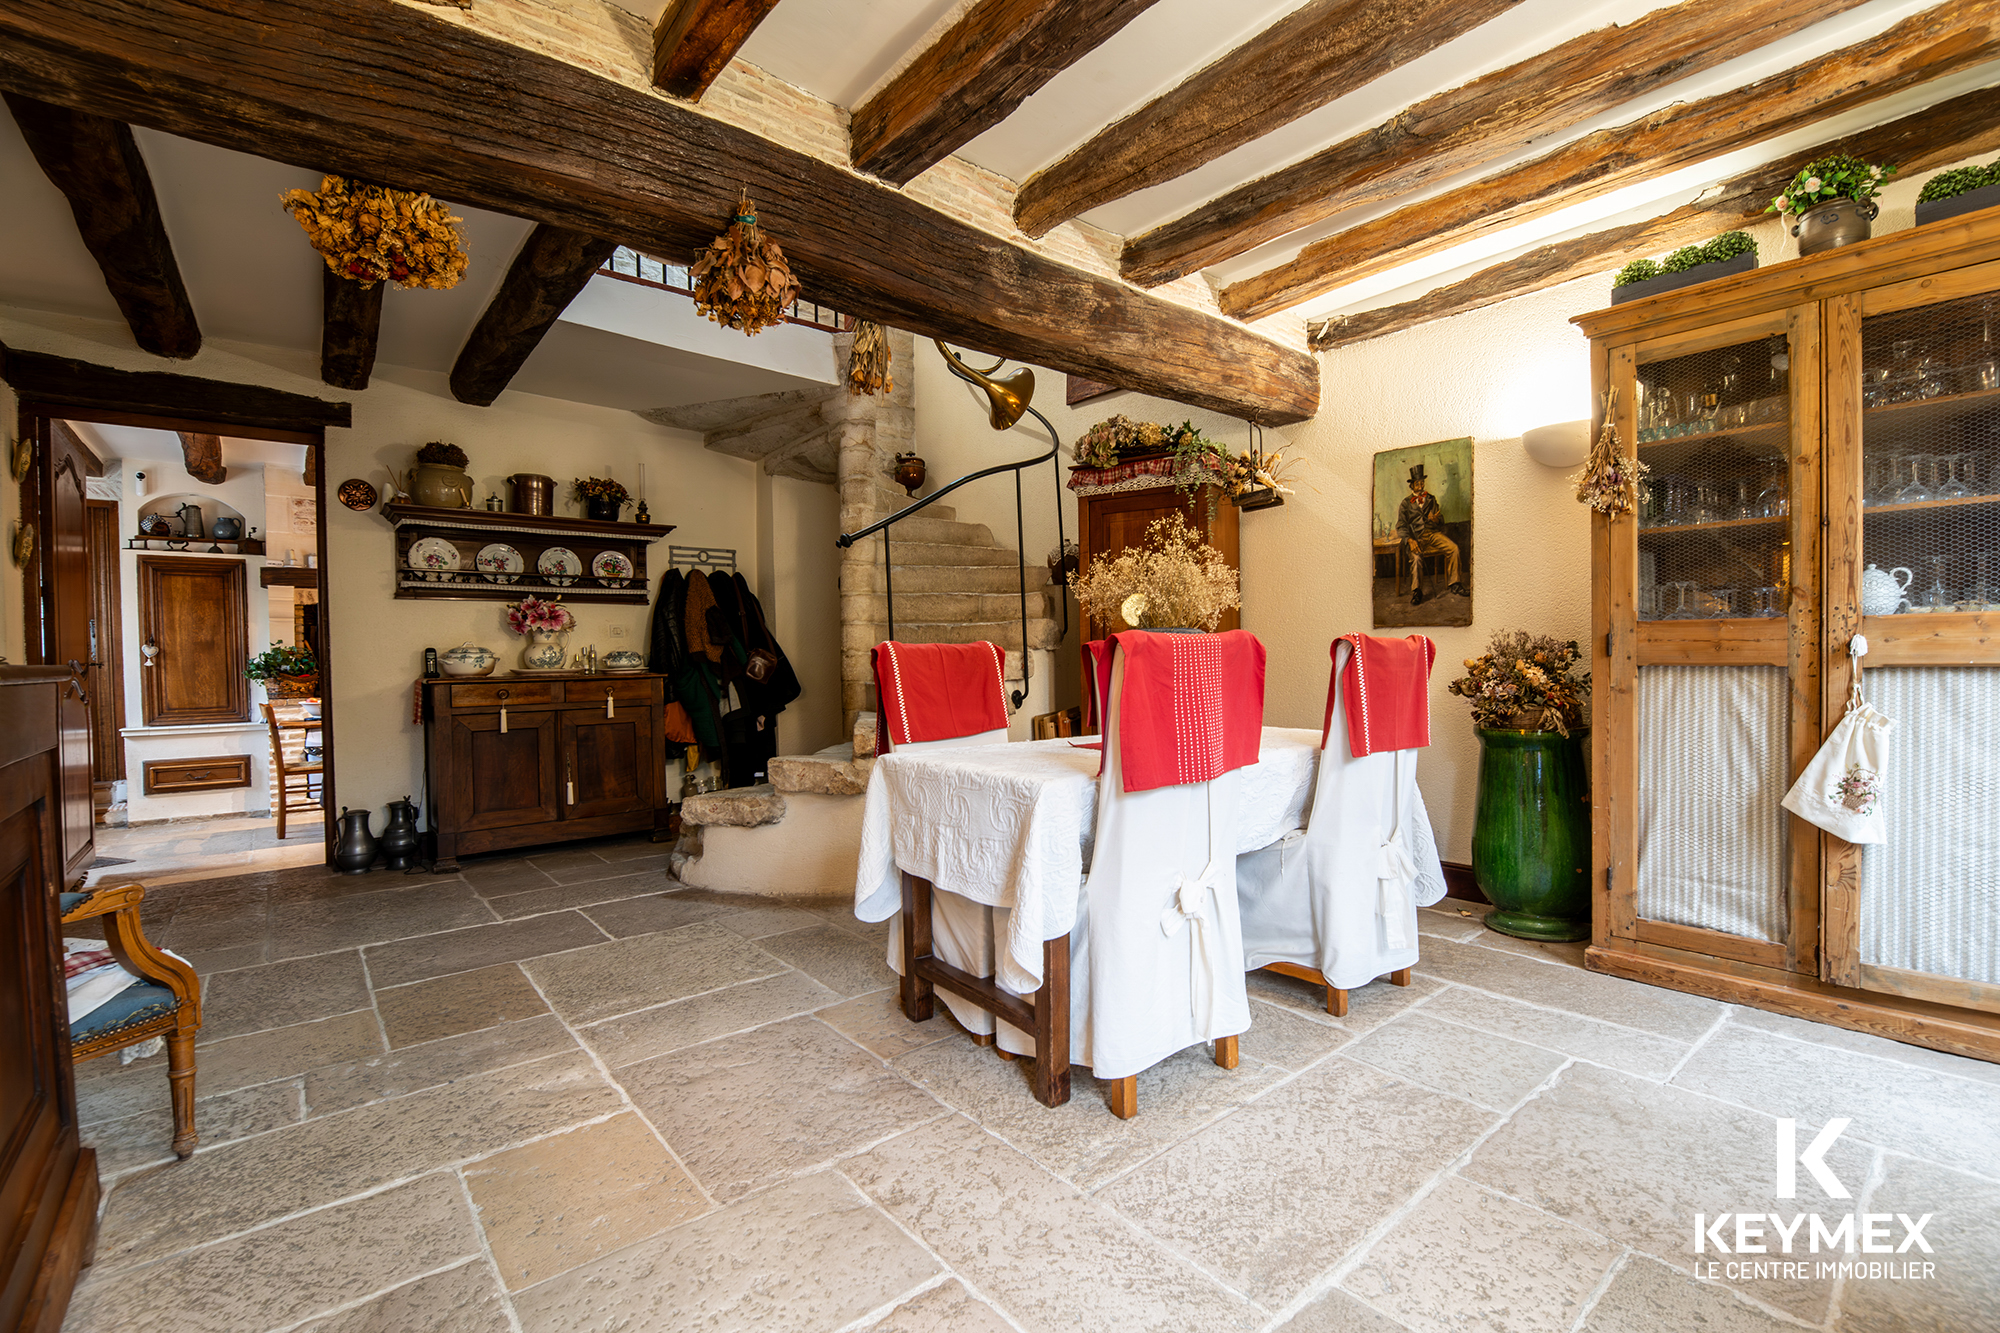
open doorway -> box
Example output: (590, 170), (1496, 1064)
(20, 404), (336, 880)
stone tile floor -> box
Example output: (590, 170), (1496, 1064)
(61, 837), (2000, 1332)
(89, 811), (325, 889)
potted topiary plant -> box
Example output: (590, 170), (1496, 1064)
(1610, 231), (1758, 304)
(1768, 152), (1895, 256)
(1448, 632), (1592, 942)
(1914, 159), (2000, 228)
(246, 643), (319, 699)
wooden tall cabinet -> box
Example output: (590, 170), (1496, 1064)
(1577, 212), (2000, 1063)
(422, 672), (669, 871)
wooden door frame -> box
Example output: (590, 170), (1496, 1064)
(83, 498), (126, 785)
(6, 353), (348, 866)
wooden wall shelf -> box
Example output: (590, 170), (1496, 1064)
(259, 566), (317, 588)
(381, 503), (674, 604)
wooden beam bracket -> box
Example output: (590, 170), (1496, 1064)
(450, 225), (619, 407)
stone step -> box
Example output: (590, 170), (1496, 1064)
(866, 485), (954, 522)
(863, 541), (1018, 567)
(874, 515), (996, 547)
(842, 590), (1055, 623)
(843, 563), (1038, 595)
(853, 711), (877, 757)
(678, 783), (786, 828)
(843, 617), (1062, 651)
(767, 742), (874, 796)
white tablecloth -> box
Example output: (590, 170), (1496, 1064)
(854, 726), (1321, 992)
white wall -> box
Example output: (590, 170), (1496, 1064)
(1, 308), (845, 830)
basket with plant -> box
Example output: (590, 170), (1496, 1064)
(246, 643), (319, 698)
(1068, 516), (1240, 631)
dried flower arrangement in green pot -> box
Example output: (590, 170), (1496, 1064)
(1448, 632), (1592, 942)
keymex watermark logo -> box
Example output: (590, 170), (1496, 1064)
(1689, 1117), (1938, 1283)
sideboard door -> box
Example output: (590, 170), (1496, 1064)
(560, 709), (653, 821)
(444, 709), (560, 832)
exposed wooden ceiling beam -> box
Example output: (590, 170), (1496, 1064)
(1013, 0), (1521, 239)
(852, 0), (1162, 186)
(450, 225), (620, 407)
(176, 431), (226, 484)
(320, 269), (383, 390)
(1123, 0), (1872, 288)
(0, 0), (1316, 424)
(1222, 0), (2000, 322)
(0, 343), (352, 436)
(1308, 87), (2000, 353)
(652, 0), (783, 100)
(3, 92), (200, 359)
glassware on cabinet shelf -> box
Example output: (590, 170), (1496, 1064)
(1663, 581), (1701, 619)
(1709, 587), (1738, 618)
(1894, 454), (1936, 505)
(1861, 364), (1891, 409)
(1975, 554), (1996, 607)
(1914, 346), (1951, 401)
(1657, 476), (1689, 527)
(1637, 584), (1661, 619)
(1938, 454), (1975, 500)
(1884, 339), (1924, 404)
(1751, 586), (1783, 618)
(1916, 556), (1954, 609)
(1754, 458), (1787, 518)
(1734, 478), (1758, 521)
(1960, 301), (1999, 394)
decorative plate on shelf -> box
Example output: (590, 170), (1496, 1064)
(475, 543), (524, 583)
(592, 550), (633, 586)
(336, 478), (378, 512)
(407, 536), (461, 581)
(537, 547), (581, 586)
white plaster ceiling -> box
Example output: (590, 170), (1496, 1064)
(70, 422), (310, 473)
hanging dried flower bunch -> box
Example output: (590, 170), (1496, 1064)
(848, 321), (893, 395)
(279, 175), (469, 290)
(690, 190), (800, 335)
(1570, 387), (1649, 516)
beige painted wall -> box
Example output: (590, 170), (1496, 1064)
(0, 307), (846, 828)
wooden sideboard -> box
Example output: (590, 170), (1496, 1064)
(421, 672), (671, 871)
(1, 666), (96, 1332)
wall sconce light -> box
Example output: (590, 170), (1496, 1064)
(1522, 420), (1591, 468)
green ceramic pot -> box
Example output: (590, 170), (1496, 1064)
(1471, 726), (1592, 941)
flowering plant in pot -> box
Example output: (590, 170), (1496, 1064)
(507, 595), (574, 670)
(245, 643), (319, 698)
(1447, 632), (1592, 942)
(573, 476), (630, 521)
(1068, 516), (1239, 631)
(1767, 153), (1895, 256)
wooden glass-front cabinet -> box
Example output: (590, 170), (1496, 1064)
(1577, 213), (2000, 1063)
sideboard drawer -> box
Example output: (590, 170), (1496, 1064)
(142, 754), (252, 795)
(450, 681), (557, 708)
(557, 678), (654, 705)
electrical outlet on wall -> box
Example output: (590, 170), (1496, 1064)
(608, 624), (627, 637)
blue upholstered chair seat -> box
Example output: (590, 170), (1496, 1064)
(60, 890), (91, 914)
(71, 979), (177, 1043)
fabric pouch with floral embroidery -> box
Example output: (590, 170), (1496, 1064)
(1782, 699), (1894, 844)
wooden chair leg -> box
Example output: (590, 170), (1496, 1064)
(1031, 932), (1070, 1107)
(1213, 1034), (1239, 1070)
(1389, 967), (1413, 987)
(898, 873), (935, 1023)
(995, 1046), (1016, 1061)
(274, 786), (286, 841)
(167, 1027), (198, 1159)
(969, 1032), (994, 1047)
(1327, 985), (1349, 1018)
(1108, 1075), (1137, 1119)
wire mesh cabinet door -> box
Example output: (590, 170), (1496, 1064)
(1823, 264), (2000, 1014)
(1595, 304), (1824, 973)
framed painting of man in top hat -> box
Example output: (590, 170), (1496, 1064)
(1371, 438), (1472, 628)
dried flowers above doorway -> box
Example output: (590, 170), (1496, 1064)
(280, 175), (469, 289)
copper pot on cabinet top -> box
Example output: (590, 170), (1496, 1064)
(508, 474), (555, 516)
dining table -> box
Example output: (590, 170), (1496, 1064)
(854, 726), (1323, 997)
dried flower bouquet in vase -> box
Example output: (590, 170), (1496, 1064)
(1069, 517), (1240, 632)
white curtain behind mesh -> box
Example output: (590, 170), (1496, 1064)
(1636, 665), (1789, 942)
(1860, 667), (2000, 985)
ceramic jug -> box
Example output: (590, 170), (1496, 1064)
(1860, 563), (1913, 616)
(334, 807), (378, 875)
(380, 797), (420, 872)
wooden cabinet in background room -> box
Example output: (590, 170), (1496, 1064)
(137, 555), (249, 727)
(1075, 481), (1240, 727)
(1576, 209), (2000, 1064)
(423, 674), (668, 870)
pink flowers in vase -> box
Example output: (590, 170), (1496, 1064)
(507, 595), (574, 636)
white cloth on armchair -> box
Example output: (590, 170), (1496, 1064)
(997, 653), (1253, 1077)
(1238, 641), (1447, 991)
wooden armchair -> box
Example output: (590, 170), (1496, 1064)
(262, 702), (323, 840)
(61, 882), (202, 1158)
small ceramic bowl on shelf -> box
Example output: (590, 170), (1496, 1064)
(603, 649), (644, 671)
(438, 642), (499, 676)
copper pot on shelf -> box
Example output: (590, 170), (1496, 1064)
(507, 474), (555, 515)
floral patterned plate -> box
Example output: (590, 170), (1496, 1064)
(537, 547), (581, 586)
(475, 543), (523, 584)
(592, 550), (633, 586)
(407, 536), (461, 581)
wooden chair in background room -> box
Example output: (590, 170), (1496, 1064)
(62, 882), (202, 1157)
(261, 702), (323, 839)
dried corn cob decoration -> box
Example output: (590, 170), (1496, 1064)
(848, 320), (893, 395)
(690, 190), (800, 335)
